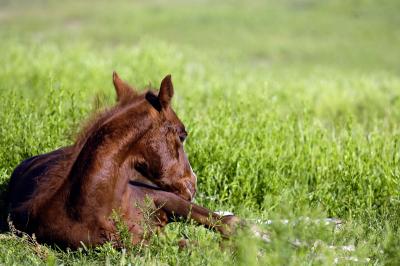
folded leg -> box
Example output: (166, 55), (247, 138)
(139, 187), (242, 237)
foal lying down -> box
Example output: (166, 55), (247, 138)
(7, 73), (240, 248)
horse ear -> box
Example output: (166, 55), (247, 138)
(112, 71), (136, 103)
(158, 74), (174, 108)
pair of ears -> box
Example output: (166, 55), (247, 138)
(112, 71), (174, 109)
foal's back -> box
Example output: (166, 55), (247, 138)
(7, 148), (67, 231)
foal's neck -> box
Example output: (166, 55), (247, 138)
(66, 105), (152, 219)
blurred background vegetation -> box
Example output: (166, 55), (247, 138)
(1, 0), (399, 71)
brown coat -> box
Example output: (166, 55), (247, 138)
(7, 73), (239, 248)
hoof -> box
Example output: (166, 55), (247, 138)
(219, 215), (243, 237)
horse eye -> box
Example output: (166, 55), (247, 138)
(179, 132), (187, 142)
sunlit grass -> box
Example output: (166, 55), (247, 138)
(1, 0), (400, 265)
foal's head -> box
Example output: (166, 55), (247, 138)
(111, 72), (197, 201)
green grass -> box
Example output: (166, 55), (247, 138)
(1, 0), (400, 264)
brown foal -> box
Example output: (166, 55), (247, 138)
(7, 73), (239, 248)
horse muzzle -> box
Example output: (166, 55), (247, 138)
(175, 174), (197, 202)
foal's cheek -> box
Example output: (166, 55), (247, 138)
(165, 134), (179, 160)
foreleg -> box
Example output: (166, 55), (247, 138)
(141, 188), (242, 237)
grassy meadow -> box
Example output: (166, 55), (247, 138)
(1, 0), (400, 264)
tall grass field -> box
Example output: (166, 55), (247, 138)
(1, 0), (400, 265)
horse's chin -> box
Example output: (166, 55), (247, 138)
(168, 179), (196, 202)
(185, 189), (195, 202)
(183, 181), (196, 202)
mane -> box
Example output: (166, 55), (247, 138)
(74, 85), (157, 148)
(25, 90), (152, 217)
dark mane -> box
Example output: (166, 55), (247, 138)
(24, 90), (152, 216)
